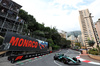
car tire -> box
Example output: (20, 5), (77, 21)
(77, 60), (81, 63)
(73, 57), (77, 61)
(59, 58), (63, 62)
(54, 56), (57, 60)
(10, 58), (14, 63)
(63, 59), (69, 64)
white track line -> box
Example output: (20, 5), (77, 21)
(88, 62), (100, 65)
(76, 56), (100, 65)
(54, 60), (62, 66)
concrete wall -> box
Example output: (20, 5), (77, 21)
(82, 50), (87, 54)
(88, 54), (100, 61)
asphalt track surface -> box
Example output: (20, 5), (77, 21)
(15, 49), (99, 66)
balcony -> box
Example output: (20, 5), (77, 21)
(13, 23), (18, 31)
(84, 35), (88, 37)
(0, 10), (7, 17)
(7, 11), (16, 21)
(15, 16), (24, 24)
(3, 21), (13, 30)
(18, 25), (23, 32)
(10, 1), (21, 13)
(83, 27), (86, 29)
(10, 6), (19, 13)
(0, 19), (3, 27)
(1, 0), (11, 9)
(6, 15), (24, 24)
(1, 28), (7, 33)
(0, 0), (21, 13)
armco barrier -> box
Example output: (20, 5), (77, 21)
(8, 52), (49, 63)
(88, 54), (100, 61)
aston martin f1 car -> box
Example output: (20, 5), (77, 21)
(62, 55), (81, 65)
(54, 53), (81, 65)
(54, 53), (64, 61)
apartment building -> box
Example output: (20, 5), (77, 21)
(77, 35), (83, 46)
(79, 9), (97, 49)
(95, 19), (100, 46)
(95, 19), (100, 40)
(59, 31), (67, 39)
(0, 0), (24, 35)
(67, 35), (76, 48)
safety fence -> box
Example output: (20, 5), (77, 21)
(8, 52), (49, 63)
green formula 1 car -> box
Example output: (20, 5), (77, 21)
(54, 53), (81, 65)
(54, 53), (64, 61)
(62, 55), (81, 65)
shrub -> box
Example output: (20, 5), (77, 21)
(89, 51), (98, 55)
(89, 48), (99, 55)
(52, 45), (60, 50)
(92, 48), (98, 51)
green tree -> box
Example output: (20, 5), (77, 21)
(59, 38), (71, 48)
(75, 42), (81, 49)
(88, 40), (95, 48)
(38, 23), (45, 31)
(43, 27), (51, 38)
(52, 45), (60, 50)
(51, 33), (61, 45)
(66, 40), (71, 48)
(22, 24), (29, 35)
(33, 30), (45, 37)
(60, 38), (67, 48)
(46, 39), (54, 47)
(18, 9), (71, 50)
(18, 9), (29, 23)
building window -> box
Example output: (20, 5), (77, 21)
(0, 0), (2, 2)
(84, 11), (86, 16)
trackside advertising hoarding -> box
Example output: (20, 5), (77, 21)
(1, 32), (48, 51)
(8, 52), (48, 63)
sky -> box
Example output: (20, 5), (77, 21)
(13, 0), (100, 32)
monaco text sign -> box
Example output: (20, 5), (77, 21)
(1, 32), (48, 51)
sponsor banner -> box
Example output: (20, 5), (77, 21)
(1, 32), (48, 51)
(36, 39), (48, 49)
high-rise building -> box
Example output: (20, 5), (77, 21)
(77, 35), (83, 46)
(79, 9), (97, 49)
(95, 19), (100, 40)
(0, 0), (24, 35)
(95, 19), (100, 46)
(67, 35), (76, 48)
